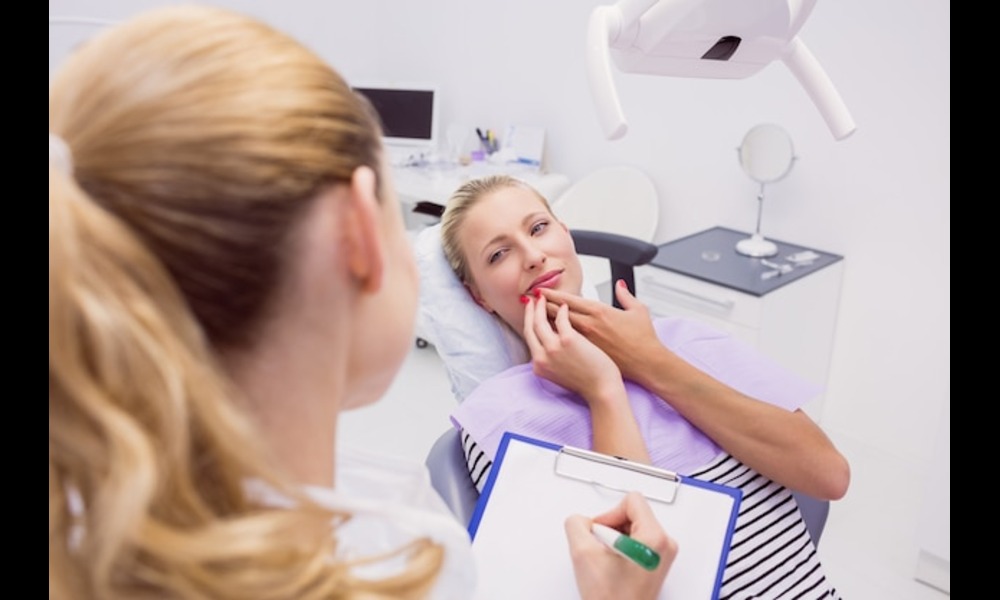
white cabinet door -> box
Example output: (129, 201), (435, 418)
(635, 260), (843, 422)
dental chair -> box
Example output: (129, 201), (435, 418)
(414, 223), (830, 545)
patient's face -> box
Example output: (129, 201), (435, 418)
(458, 186), (583, 334)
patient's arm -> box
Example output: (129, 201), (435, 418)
(523, 295), (650, 465)
(539, 282), (850, 501)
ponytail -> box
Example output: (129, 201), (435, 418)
(49, 155), (342, 599)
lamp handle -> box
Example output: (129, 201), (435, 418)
(782, 36), (857, 140)
(586, 5), (628, 140)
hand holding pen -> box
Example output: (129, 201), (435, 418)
(564, 491), (678, 600)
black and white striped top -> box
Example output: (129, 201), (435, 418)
(460, 430), (841, 600)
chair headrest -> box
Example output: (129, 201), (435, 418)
(414, 223), (530, 402)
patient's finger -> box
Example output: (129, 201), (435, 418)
(541, 290), (592, 326)
(532, 290), (559, 348)
(542, 292), (595, 332)
(523, 294), (558, 356)
(612, 279), (644, 311)
(552, 302), (572, 335)
(522, 296), (544, 357)
(540, 288), (600, 315)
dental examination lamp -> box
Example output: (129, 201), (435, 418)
(586, 0), (856, 141)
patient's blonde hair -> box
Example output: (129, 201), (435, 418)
(440, 174), (554, 284)
(49, 6), (441, 599)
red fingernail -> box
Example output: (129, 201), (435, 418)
(519, 294), (530, 304)
(533, 288), (542, 298)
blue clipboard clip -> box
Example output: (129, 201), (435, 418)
(554, 446), (681, 505)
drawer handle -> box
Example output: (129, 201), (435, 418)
(640, 277), (735, 312)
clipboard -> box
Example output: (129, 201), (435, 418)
(468, 432), (741, 600)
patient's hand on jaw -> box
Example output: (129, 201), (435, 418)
(521, 293), (625, 408)
(538, 280), (668, 384)
(523, 293), (651, 464)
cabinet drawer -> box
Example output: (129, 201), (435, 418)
(635, 266), (762, 329)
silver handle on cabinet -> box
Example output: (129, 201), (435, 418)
(639, 277), (735, 313)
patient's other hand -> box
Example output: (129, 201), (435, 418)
(540, 281), (664, 383)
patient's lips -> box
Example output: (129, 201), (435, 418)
(527, 269), (563, 294)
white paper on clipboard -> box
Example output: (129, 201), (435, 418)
(467, 432), (741, 600)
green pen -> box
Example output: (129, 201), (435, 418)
(591, 523), (661, 571)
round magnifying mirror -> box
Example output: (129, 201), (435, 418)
(735, 124), (795, 258)
(739, 123), (795, 183)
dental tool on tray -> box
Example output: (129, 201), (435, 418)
(760, 258), (794, 280)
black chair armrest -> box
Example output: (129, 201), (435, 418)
(570, 229), (658, 308)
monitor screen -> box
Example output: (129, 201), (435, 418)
(352, 84), (439, 149)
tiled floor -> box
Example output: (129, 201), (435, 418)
(338, 344), (950, 600)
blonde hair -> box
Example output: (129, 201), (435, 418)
(49, 6), (441, 599)
(440, 174), (553, 284)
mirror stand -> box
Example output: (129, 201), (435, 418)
(734, 124), (795, 258)
(735, 182), (778, 257)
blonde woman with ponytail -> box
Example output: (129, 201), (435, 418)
(48, 5), (676, 599)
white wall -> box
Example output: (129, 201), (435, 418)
(51, 0), (949, 538)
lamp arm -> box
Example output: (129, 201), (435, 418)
(586, 0), (696, 139)
(586, 5), (629, 140)
(782, 36), (857, 140)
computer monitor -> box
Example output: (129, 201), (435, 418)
(352, 82), (439, 160)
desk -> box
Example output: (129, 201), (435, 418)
(635, 227), (844, 421)
(392, 161), (571, 231)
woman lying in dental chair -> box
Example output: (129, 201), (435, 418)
(426, 174), (850, 600)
